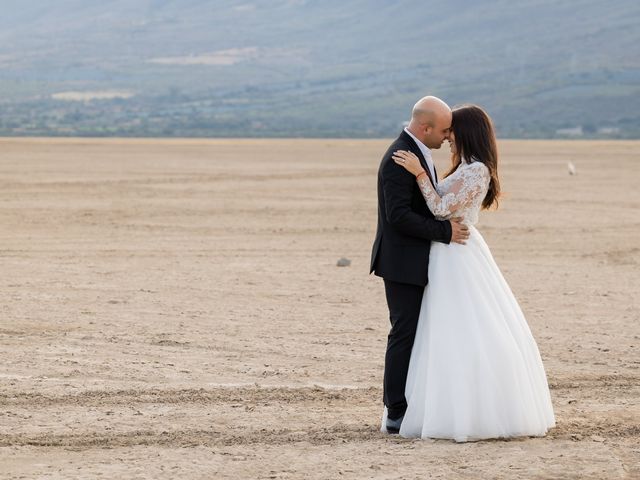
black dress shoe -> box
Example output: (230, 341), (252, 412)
(386, 415), (404, 434)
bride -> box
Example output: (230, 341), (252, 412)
(381, 104), (556, 442)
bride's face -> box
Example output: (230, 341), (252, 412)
(448, 130), (457, 155)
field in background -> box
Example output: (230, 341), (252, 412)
(1, 1), (639, 138)
(0, 138), (638, 479)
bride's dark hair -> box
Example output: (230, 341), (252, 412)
(445, 104), (500, 209)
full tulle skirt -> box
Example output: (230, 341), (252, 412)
(381, 226), (555, 442)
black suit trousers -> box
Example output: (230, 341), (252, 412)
(383, 278), (425, 420)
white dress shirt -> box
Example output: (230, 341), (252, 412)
(404, 127), (437, 184)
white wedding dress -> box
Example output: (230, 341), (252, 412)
(381, 158), (556, 442)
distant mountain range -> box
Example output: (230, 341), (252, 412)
(0, 0), (638, 138)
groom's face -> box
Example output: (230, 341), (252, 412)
(423, 113), (452, 149)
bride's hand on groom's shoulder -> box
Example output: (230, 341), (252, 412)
(392, 150), (424, 177)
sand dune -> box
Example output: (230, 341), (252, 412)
(0, 138), (638, 479)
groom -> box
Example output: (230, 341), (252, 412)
(370, 95), (469, 433)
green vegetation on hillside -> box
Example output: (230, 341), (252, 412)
(0, 0), (638, 138)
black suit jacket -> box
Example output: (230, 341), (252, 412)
(370, 130), (452, 286)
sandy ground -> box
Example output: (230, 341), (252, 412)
(0, 138), (638, 479)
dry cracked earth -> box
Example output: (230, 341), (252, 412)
(0, 138), (638, 479)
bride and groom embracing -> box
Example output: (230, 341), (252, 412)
(370, 96), (556, 442)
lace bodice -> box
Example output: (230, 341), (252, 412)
(417, 159), (490, 225)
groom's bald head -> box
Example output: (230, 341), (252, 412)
(411, 96), (450, 126)
(407, 96), (452, 149)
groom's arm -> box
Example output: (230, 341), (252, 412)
(382, 157), (452, 244)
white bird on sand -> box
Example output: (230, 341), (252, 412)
(567, 161), (577, 175)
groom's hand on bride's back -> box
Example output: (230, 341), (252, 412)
(450, 218), (470, 245)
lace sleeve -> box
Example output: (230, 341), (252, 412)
(417, 162), (490, 217)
